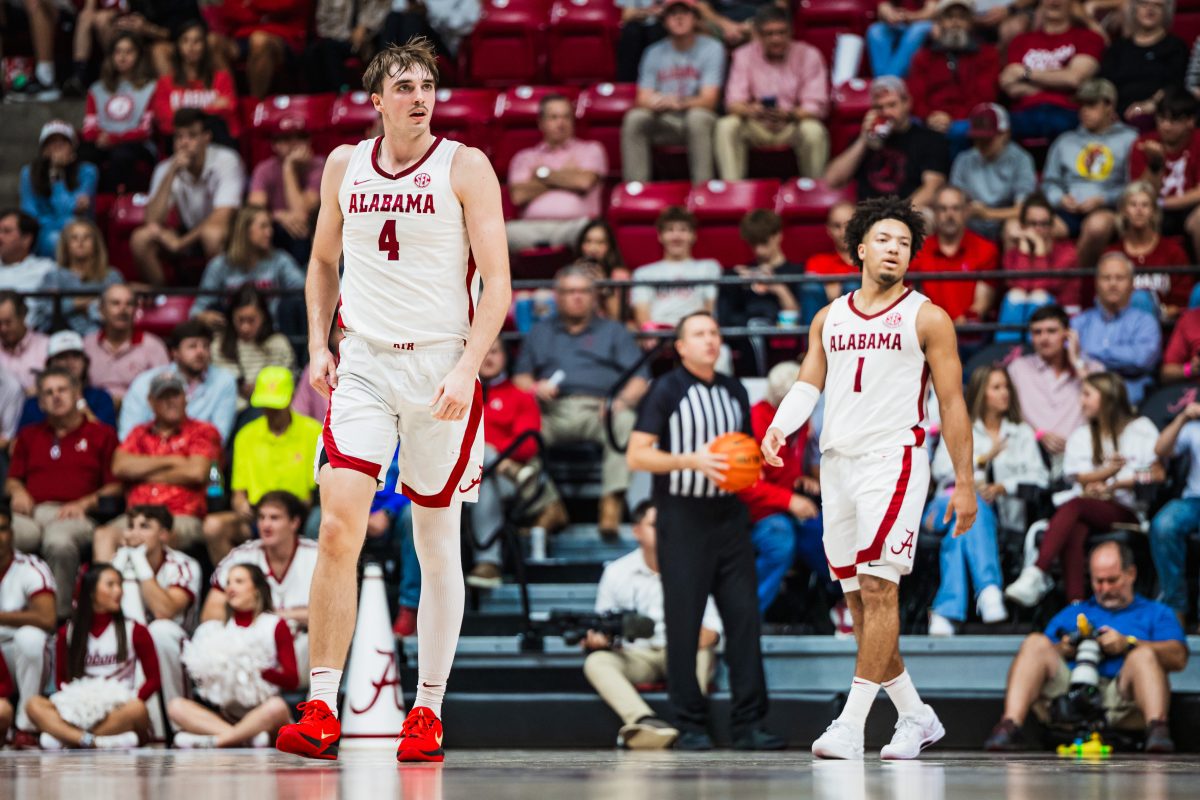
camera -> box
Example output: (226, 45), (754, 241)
(1050, 614), (1107, 729)
(541, 610), (657, 647)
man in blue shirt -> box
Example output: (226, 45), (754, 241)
(118, 320), (238, 443)
(1071, 252), (1162, 406)
(1149, 401), (1200, 622)
(985, 541), (1187, 753)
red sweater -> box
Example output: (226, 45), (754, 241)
(908, 43), (1000, 121)
(1106, 236), (1194, 310)
(737, 400), (808, 523)
(216, 0), (312, 52)
(0, 649), (12, 699)
(152, 71), (241, 137)
(483, 378), (542, 463)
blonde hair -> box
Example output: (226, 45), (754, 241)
(55, 218), (110, 283)
(362, 36), (440, 97)
(766, 361), (800, 408)
(1116, 180), (1162, 237)
(225, 206), (271, 271)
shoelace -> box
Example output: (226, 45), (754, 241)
(893, 714), (926, 738)
(398, 711), (434, 743)
(297, 701), (333, 723)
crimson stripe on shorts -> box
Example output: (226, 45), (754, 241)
(827, 446), (915, 579)
(322, 387), (382, 479)
(402, 380), (484, 508)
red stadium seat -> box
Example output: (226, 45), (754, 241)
(462, 0), (552, 87)
(430, 88), (499, 155)
(793, 0), (874, 34)
(576, 82), (637, 178)
(775, 177), (856, 258)
(492, 85), (581, 178)
(829, 78), (872, 157)
(687, 179), (781, 268)
(107, 193), (148, 282)
(607, 181), (691, 267)
(1173, 12), (1200, 43)
(135, 295), (196, 338)
(547, 0), (620, 85)
(244, 93), (336, 168)
(321, 90), (381, 152)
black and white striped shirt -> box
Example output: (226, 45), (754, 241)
(634, 366), (752, 498)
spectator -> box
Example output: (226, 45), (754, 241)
(0, 211), (56, 294)
(5, 0), (64, 102)
(19, 121), (98, 258)
(17, 330), (117, 430)
(616, 0), (666, 83)
(1000, 0), (1104, 142)
(114, 2), (206, 76)
(576, 220), (631, 322)
(714, 6), (830, 181)
(202, 368), (320, 562)
(803, 202), (860, 302)
(631, 207), (721, 328)
(0, 503), (57, 744)
(1130, 88), (1200, 260)
(151, 20), (241, 144)
(203, 491), (317, 677)
(621, 0), (724, 184)
(31, 219), (123, 335)
(720, 210), (808, 326)
(951, 104), (1038, 241)
(168, 563), (296, 749)
(999, 194), (1083, 335)
(26, 565), (159, 750)
(506, 95), (608, 255)
(1040, 79), (1139, 268)
(907, 0), (1001, 156)
(245, 120), (323, 264)
(697, 0), (762, 46)
(119, 320), (238, 443)
(582, 500), (721, 750)
(131, 109), (244, 287)
(6, 368), (121, 619)
(1161, 306), (1200, 383)
(1099, 0), (1186, 124)
(381, 0), (480, 58)
(986, 542), (1185, 753)
(79, 32), (159, 193)
(0, 368), (22, 453)
(913, 185), (999, 323)
(209, 0), (312, 98)
(1007, 373), (1161, 606)
(1071, 252), (1162, 406)
(1107, 182), (1192, 320)
(0, 293), (50, 395)
(67, 0), (135, 96)
(307, 0), (390, 93)
(513, 266), (649, 538)
(210, 287), (298, 412)
(926, 366), (1048, 635)
(83, 284), (171, 404)
(824, 76), (950, 212)
(1149, 400), (1200, 623)
(110, 504), (201, 718)
(866, 0), (937, 77)
(96, 372), (222, 564)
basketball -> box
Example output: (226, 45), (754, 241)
(708, 432), (763, 492)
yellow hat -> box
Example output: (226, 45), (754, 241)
(250, 366), (295, 410)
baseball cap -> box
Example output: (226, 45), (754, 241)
(39, 120), (77, 147)
(935, 0), (974, 14)
(1077, 78), (1118, 105)
(273, 114), (309, 137)
(663, 0), (700, 12)
(47, 330), (85, 358)
(148, 372), (186, 399)
(967, 103), (1010, 138)
(250, 366), (295, 410)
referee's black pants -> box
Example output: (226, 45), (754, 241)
(656, 495), (768, 735)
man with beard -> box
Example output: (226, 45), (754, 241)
(912, 185), (998, 324)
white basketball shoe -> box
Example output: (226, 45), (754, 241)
(811, 719), (864, 760)
(880, 704), (945, 760)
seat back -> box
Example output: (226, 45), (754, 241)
(775, 177), (856, 259)
(547, 0), (620, 84)
(687, 179), (782, 268)
(576, 82), (637, 179)
(431, 88), (500, 155)
(607, 181), (692, 267)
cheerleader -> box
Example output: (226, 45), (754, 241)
(26, 565), (160, 749)
(169, 564), (298, 748)
(0, 650), (13, 744)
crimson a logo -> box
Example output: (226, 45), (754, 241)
(348, 647), (404, 715)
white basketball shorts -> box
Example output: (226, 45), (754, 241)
(820, 445), (930, 591)
(315, 335), (484, 507)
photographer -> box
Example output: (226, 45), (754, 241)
(582, 500), (721, 750)
(985, 541), (1187, 753)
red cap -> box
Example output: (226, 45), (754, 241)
(967, 103), (1009, 139)
(663, 0), (700, 11)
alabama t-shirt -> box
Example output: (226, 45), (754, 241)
(1007, 28), (1105, 111)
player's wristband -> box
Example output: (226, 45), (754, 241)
(767, 382), (820, 438)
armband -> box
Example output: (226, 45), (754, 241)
(767, 382), (820, 438)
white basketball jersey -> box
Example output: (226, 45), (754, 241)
(0, 553), (55, 613)
(820, 289), (931, 456)
(337, 136), (476, 349)
(212, 539), (318, 622)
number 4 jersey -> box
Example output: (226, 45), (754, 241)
(337, 136), (477, 349)
(819, 288), (931, 457)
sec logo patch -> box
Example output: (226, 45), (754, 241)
(414, 173), (431, 188)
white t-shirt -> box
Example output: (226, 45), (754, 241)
(211, 539), (317, 626)
(0, 552), (55, 615)
(1063, 416), (1160, 510)
(0, 255), (56, 293)
(148, 144), (245, 230)
(594, 548), (722, 651)
(631, 258), (722, 326)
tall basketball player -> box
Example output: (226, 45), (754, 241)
(275, 38), (511, 763)
(761, 196), (976, 760)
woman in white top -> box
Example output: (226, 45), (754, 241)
(925, 366), (1049, 635)
(1006, 372), (1162, 606)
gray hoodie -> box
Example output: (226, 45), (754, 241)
(1040, 121), (1138, 209)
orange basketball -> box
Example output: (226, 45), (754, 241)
(708, 432), (763, 492)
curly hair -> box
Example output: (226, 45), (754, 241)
(843, 195), (927, 269)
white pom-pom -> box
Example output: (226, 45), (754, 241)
(51, 678), (137, 730)
(182, 621), (278, 709)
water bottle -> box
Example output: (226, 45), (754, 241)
(206, 461), (229, 512)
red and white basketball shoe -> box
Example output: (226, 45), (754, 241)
(396, 707), (445, 762)
(276, 700), (341, 760)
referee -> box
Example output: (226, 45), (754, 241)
(626, 311), (783, 751)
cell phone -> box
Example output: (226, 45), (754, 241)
(761, 96), (777, 109)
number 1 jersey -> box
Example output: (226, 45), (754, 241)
(337, 136), (476, 349)
(819, 288), (931, 457)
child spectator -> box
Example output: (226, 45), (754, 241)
(19, 121), (98, 258)
(80, 32), (159, 193)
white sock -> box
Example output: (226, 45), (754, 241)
(308, 667), (344, 717)
(95, 731), (139, 749)
(36, 61), (55, 86)
(882, 670), (924, 715)
(411, 503), (466, 719)
(250, 731), (271, 748)
(836, 677), (879, 732)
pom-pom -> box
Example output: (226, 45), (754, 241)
(182, 621), (278, 708)
(51, 677), (136, 730)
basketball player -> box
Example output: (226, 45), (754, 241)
(761, 196), (977, 760)
(275, 37), (511, 763)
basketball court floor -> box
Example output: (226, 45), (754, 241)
(2, 749), (1199, 800)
